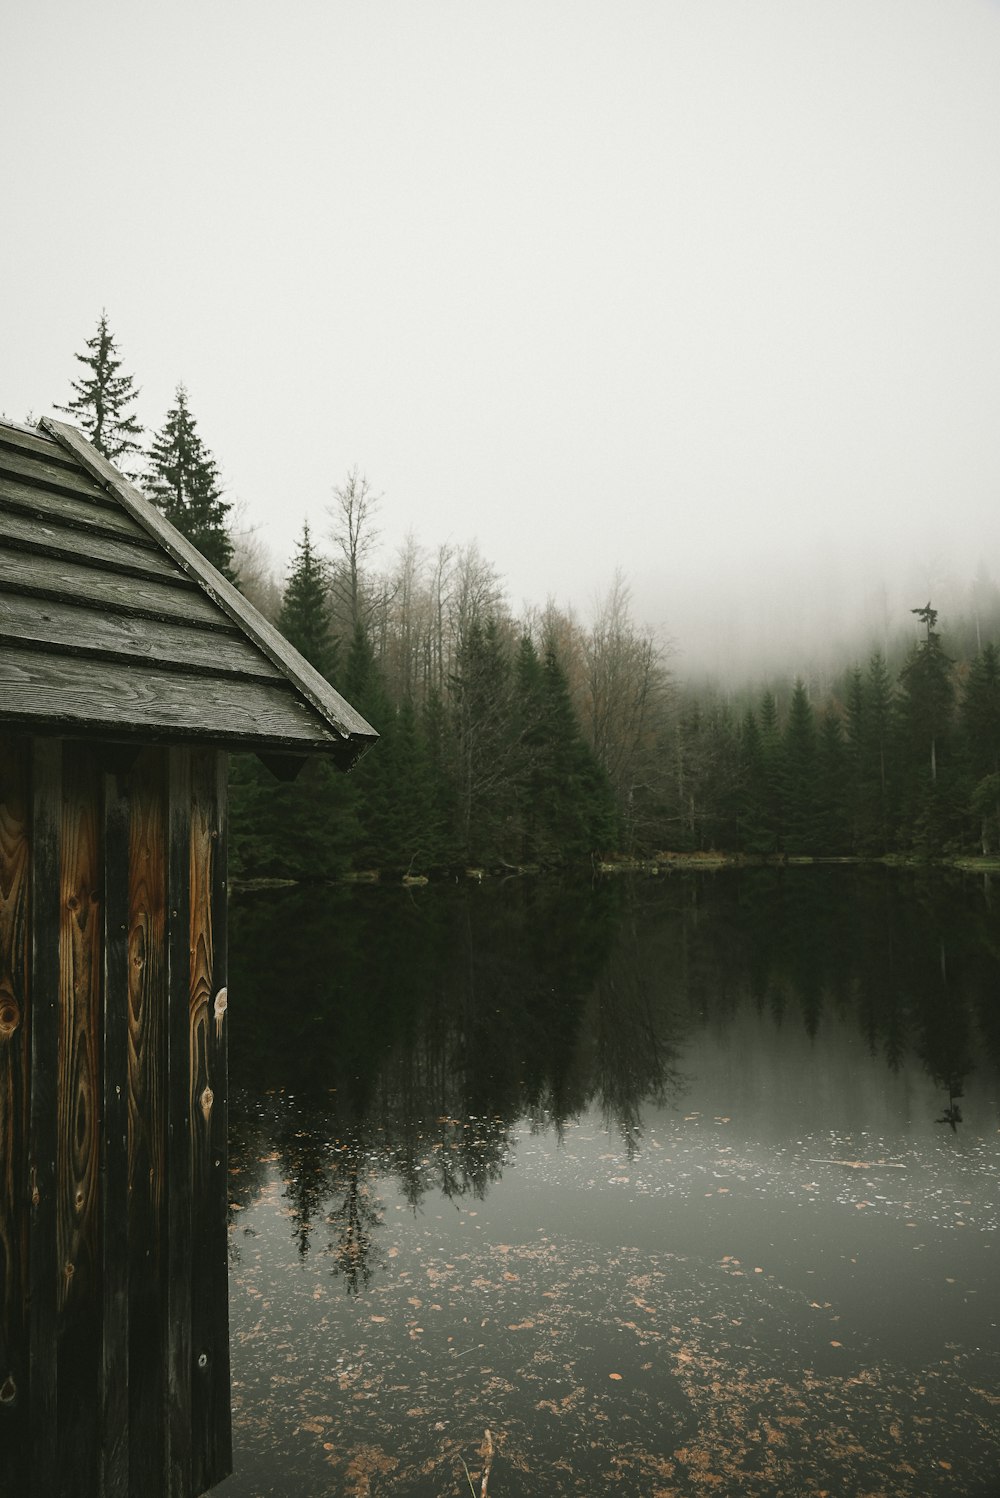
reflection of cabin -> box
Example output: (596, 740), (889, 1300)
(0, 417), (376, 1497)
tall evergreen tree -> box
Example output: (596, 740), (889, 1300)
(736, 709), (774, 853)
(961, 642), (1000, 852)
(781, 680), (817, 854)
(536, 645), (618, 860)
(899, 606), (953, 785)
(814, 709), (850, 854)
(277, 522), (337, 679)
(341, 621), (394, 869)
(897, 604), (957, 853)
(450, 616), (518, 863)
(56, 311), (143, 474)
(146, 385), (236, 580)
(846, 652), (896, 854)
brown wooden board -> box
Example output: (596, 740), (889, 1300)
(0, 595), (280, 683)
(101, 768), (131, 1498)
(188, 751), (232, 1494)
(1, 476), (154, 544)
(0, 736), (30, 1497)
(0, 648), (341, 749)
(0, 445), (118, 505)
(0, 550), (216, 626)
(56, 745), (103, 1496)
(165, 750), (193, 1498)
(126, 749), (169, 1497)
(28, 740), (61, 1497)
(0, 509), (183, 582)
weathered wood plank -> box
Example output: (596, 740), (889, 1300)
(189, 750), (232, 1494)
(0, 508), (183, 583)
(43, 420), (379, 767)
(165, 750), (193, 1498)
(56, 745), (103, 1496)
(0, 445), (117, 505)
(0, 735), (30, 1496)
(1, 474), (153, 543)
(0, 649), (341, 749)
(127, 748), (168, 1496)
(0, 550), (217, 627)
(101, 767), (130, 1498)
(28, 739), (61, 1497)
(0, 595), (282, 683)
(0, 423), (81, 469)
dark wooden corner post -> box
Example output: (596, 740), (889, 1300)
(0, 734), (232, 1498)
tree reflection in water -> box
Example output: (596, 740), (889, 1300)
(227, 868), (1000, 1289)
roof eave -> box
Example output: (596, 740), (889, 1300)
(39, 418), (378, 767)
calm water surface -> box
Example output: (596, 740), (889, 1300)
(216, 869), (1000, 1497)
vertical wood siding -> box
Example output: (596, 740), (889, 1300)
(57, 746), (103, 1495)
(126, 749), (168, 1494)
(1, 740), (232, 1498)
(189, 751), (231, 1494)
(0, 735), (30, 1493)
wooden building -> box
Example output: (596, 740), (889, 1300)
(0, 417), (377, 1497)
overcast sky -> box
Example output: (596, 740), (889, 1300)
(5, 1), (1000, 677)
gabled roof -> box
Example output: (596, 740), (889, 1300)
(0, 417), (377, 768)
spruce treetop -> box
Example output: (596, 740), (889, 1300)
(277, 522), (337, 680)
(56, 310), (143, 475)
(146, 383), (236, 581)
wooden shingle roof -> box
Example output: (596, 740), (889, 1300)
(0, 417), (377, 768)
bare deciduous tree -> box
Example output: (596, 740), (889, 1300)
(583, 572), (673, 850)
(328, 466), (386, 634)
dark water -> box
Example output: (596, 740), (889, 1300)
(216, 868), (1000, 1498)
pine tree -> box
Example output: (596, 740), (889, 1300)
(56, 311), (143, 474)
(512, 635), (547, 861)
(781, 680), (817, 854)
(450, 616), (518, 863)
(341, 622), (394, 869)
(537, 645), (618, 860)
(228, 752), (360, 882)
(814, 709), (850, 853)
(736, 709), (774, 853)
(846, 652), (895, 854)
(897, 605), (957, 853)
(277, 522), (337, 679)
(960, 642), (1000, 852)
(146, 385), (236, 580)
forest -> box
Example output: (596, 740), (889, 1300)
(49, 315), (1000, 877)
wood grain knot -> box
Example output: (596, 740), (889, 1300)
(200, 1087), (214, 1122)
(0, 1375), (15, 1406)
(0, 995), (20, 1040)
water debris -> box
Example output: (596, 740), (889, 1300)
(808, 1159), (907, 1170)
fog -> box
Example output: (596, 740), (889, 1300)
(4, 0), (1000, 689)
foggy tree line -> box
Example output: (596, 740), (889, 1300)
(229, 510), (1000, 872)
(49, 314), (1000, 873)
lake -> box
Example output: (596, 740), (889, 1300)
(217, 868), (1000, 1497)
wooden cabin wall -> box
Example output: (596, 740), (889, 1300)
(0, 734), (231, 1498)
(0, 734), (30, 1496)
